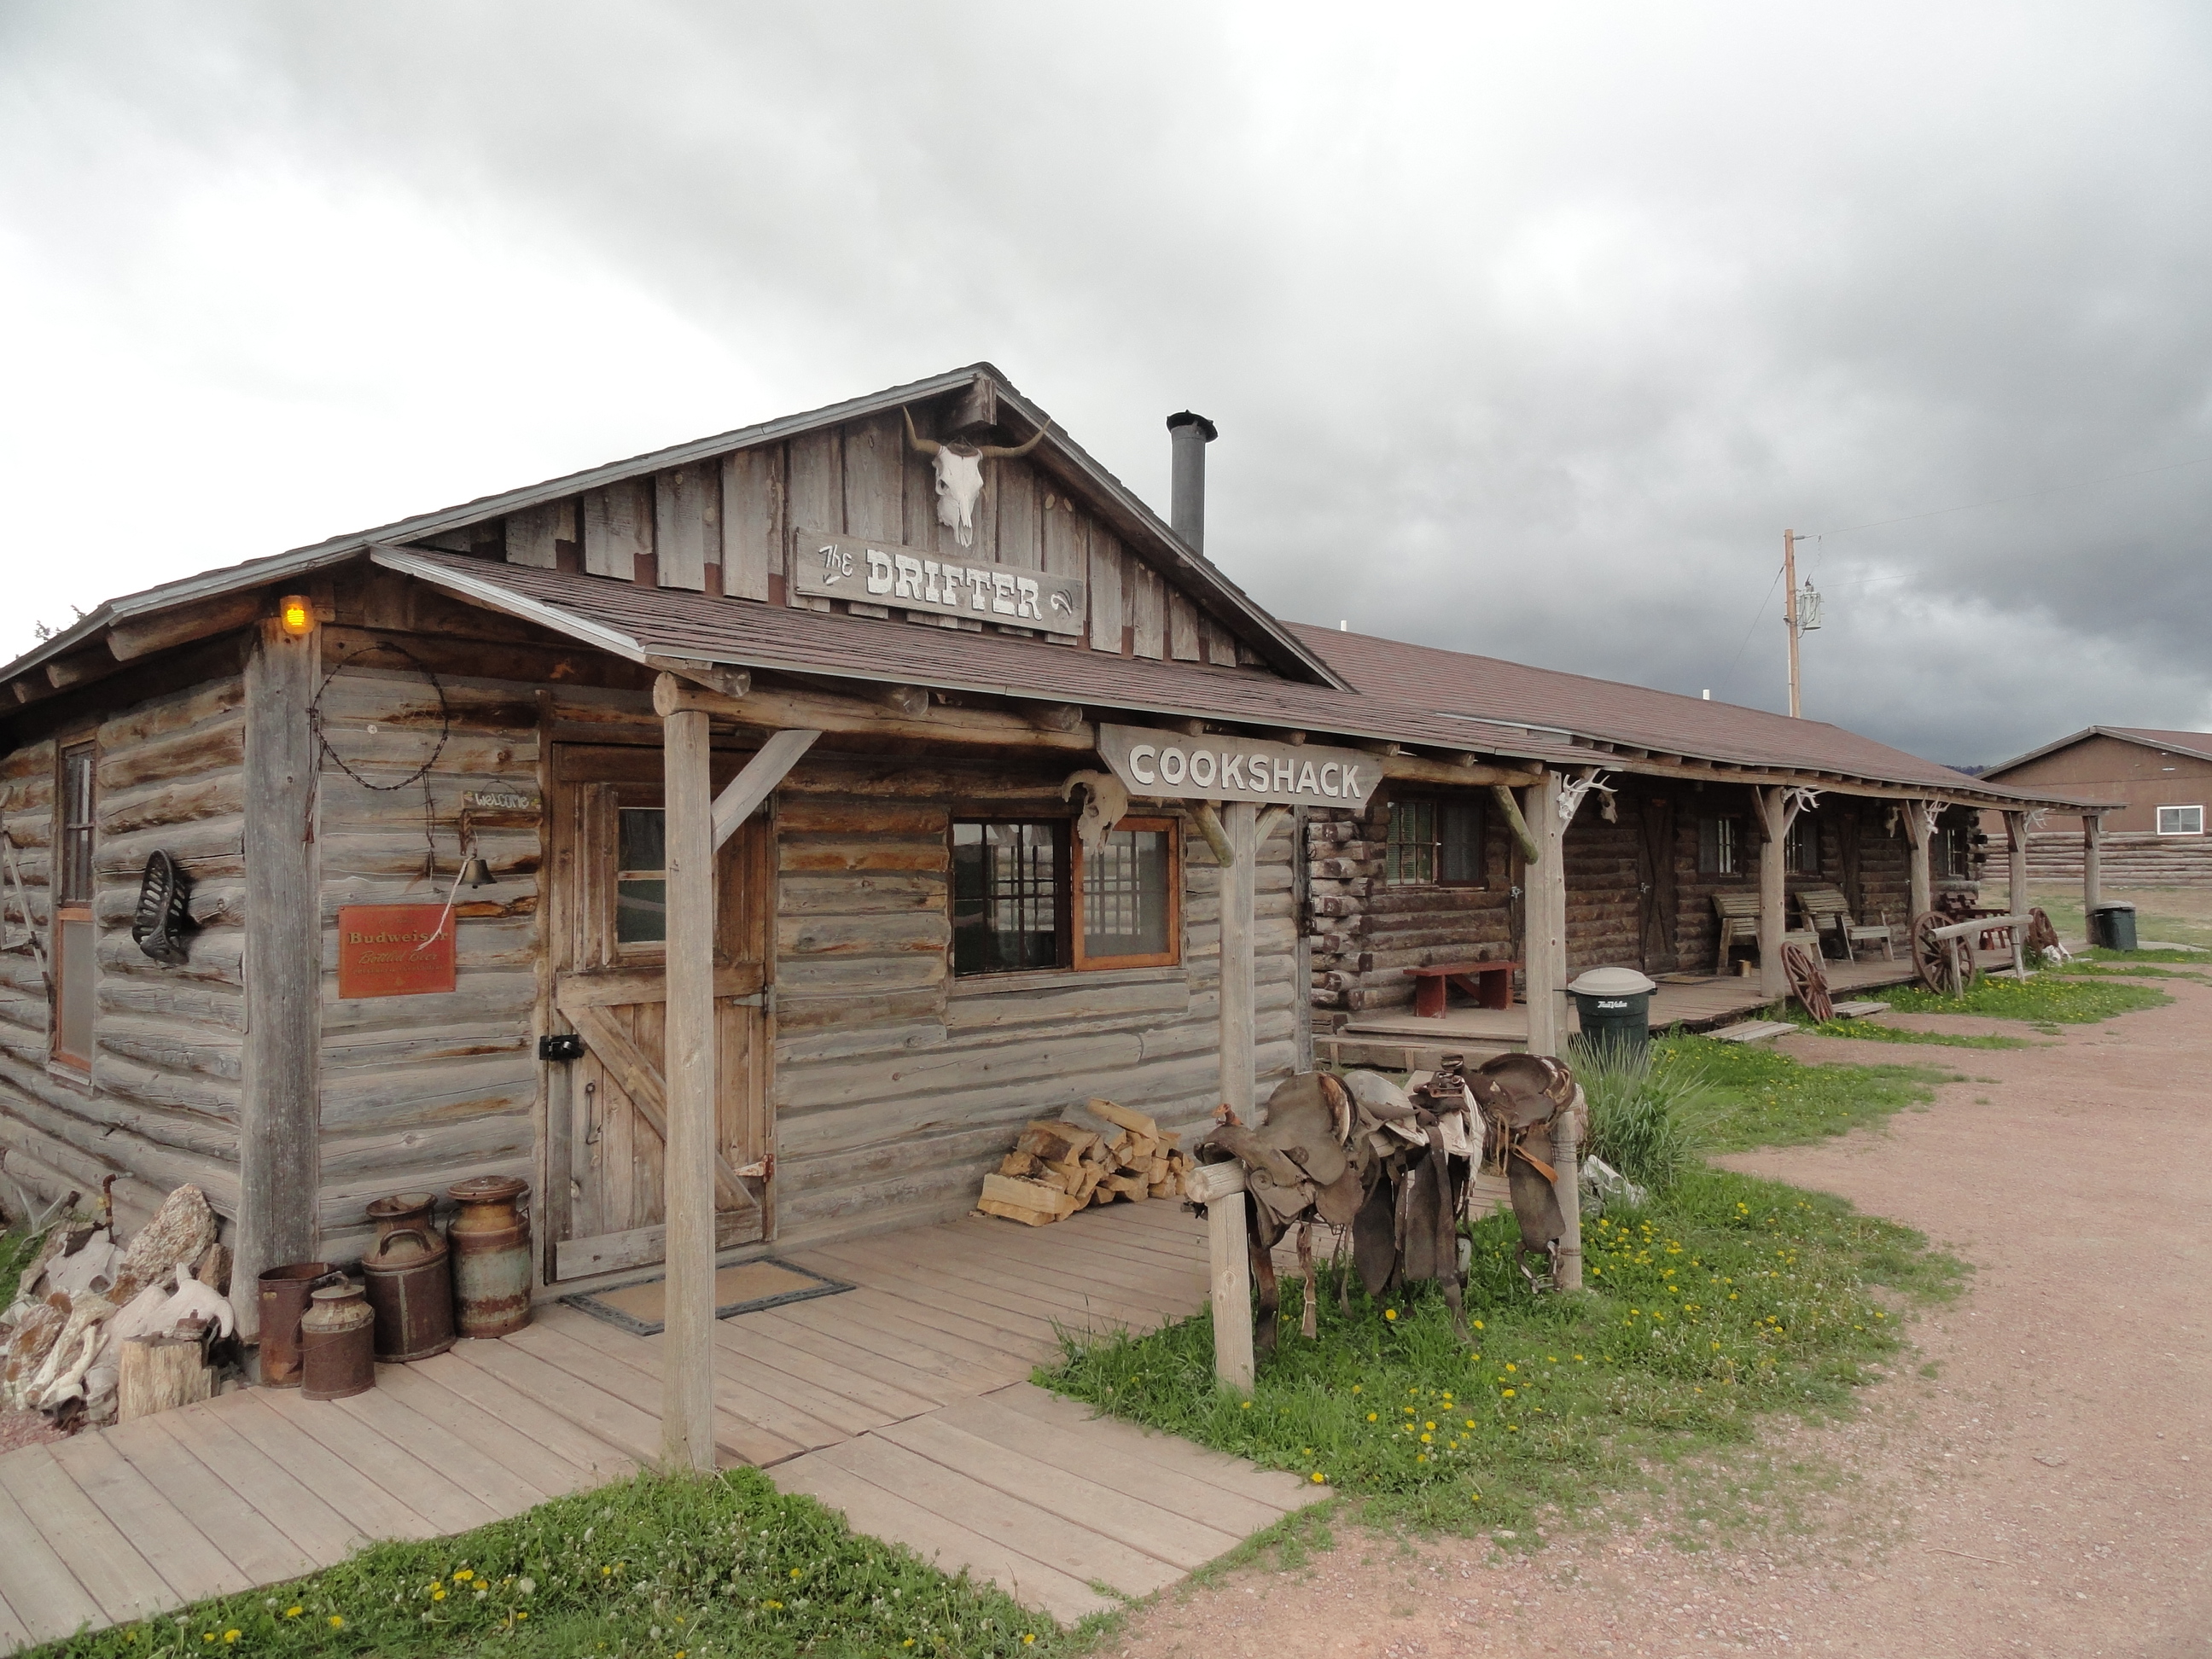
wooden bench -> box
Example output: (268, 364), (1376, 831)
(1710, 891), (1819, 974)
(1403, 960), (1522, 1017)
(1795, 884), (1894, 962)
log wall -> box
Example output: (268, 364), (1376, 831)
(1306, 779), (1964, 1016)
(0, 677), (249, 1235)
(769, 752), (1299, 1246)
(2023, 830), (2212, 888)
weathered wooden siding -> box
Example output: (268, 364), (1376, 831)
(769, 754), (1299, 1247)
(309, 636), (547, 1265)
(480, 403), (1272, 668)
(0, 678), (249, 1234)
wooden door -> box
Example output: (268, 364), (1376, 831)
(544, 746), (772, 1281)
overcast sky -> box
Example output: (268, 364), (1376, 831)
(3, 3), (2206, 765)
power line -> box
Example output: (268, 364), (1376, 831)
(1715, 560), (1785, 702)
(1808, 451), (2212, 540)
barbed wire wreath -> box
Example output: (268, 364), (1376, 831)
(308, 640), (452, 879)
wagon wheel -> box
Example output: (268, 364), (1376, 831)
(1909, 911), (1951, 993)
(1784, 943), (1835, 1023)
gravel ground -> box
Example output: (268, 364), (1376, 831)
(1114, 979), (2210, 1659)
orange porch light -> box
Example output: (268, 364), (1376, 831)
(278, 594), (315, 637)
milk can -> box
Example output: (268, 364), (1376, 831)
(447, 1175), (532, 1338)
(256, 1261), (341, 1388)
(300, 1280), (375, 1400)
(361, 1192), (455, 1364)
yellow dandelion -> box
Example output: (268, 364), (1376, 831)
(329, 1616), (344, 1628)
(224, 1636), (240, 1647)
(1502, 1388), (1516, 1398)
(455, 1569), (474, 1582)
(1023, 1634), (1037, 1645)
(1311, 1471), (1325, 1482)
(433, 1589), (446, 1602)
(1420, 1433), (1432, 1444)
(789, 1568), (803, 1580)
(1368, 1412), (1377, 1421)
(1241, 1400), (1253, 1409)
(1384, 1308), (1397, 1321)
(284, 1607), (302, 1619)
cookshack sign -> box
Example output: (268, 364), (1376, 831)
(1096, 724), (1376, 807)
(793, 530), (1086, 637)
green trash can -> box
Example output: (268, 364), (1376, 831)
(1568, 966), (1657, 1062)
(2087, 901), (2138, 952)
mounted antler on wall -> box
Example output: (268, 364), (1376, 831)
(903, 406), (1053, 548)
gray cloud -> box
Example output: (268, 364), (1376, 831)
(3, 2), (2207, 763)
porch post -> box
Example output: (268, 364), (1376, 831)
(1219, 800), (1257, 1118)
(2081, 813), (2102, 919)
(1755, 787), (1789, 1002)
(1522, 771), (1567, 1057)
(661, 700), (718, 1472)
(236, 617), (320, 1345)
(2004, 812), (2030, 919)
(1904, 800), (1932, 921)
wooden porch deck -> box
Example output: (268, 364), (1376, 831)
(1328, 957), (1916, 1068)
(0, 1202), (1323, 1649)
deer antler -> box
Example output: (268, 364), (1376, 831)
(900, 406), (941, 457)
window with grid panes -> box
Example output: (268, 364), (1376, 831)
(1075, 818), (1179, 968)
(1783, 817), (1819, 875)
(53, 743), (96, 1068)
(952, 821), (1066, 975)
(1697, 816), (1740, 876)
(1384, 798), (1484, 887)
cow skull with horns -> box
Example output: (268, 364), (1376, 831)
(903, 406), (1052, 548)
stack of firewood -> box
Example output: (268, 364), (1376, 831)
(975, 1098), (1192, 1226)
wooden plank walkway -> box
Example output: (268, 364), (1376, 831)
(0, 1199), (1313, 1650)
(1331, 956), (1915, 1066)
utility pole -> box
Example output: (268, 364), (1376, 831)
(1782, 528), (1802, 718)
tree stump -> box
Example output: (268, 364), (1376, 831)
(118, 1335), (212, 1421)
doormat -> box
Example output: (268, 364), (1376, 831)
(560, 1258), (852, 1337)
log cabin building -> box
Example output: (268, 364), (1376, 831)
(0, 364), (2104, 1459)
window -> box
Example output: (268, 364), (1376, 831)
(1697, 816), (1740, 876)
(614, 806), (668, 946)
(2157, 805), (2204, 836)
(52, 743), (96, 1070)
(1783, 818), (1819, 875)
(1384, 798), (1484, 887)
(953, 817), (1183, 977)
(1075, 818), (1180, 968)
(1933, 825), (1971, 879)
(953, 821), (1065, 975)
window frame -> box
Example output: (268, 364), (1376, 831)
(950, 813), (1185, 980)
(1782, 816), (1820, 876)
(50, 741), (96, 1073)
(1383, 796), (1487, 889)
(2156, 804), (2204, 836)
(1072, 815), (1182, 970)
(1697, 815), (1743, 877)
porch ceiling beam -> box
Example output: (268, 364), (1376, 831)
(709, 728), (820, 851)
(1378, 752), (1542, 789)
(652, 674), (1096, 752)
(772, 671), (929, 719)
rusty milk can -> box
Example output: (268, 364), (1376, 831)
(300, 1280), (375, 1400)
(256, 1261), (341, 1388)
(361, 1191), (455, 1364)
(447, 1175), (532, 1337)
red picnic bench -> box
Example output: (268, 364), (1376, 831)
(1403, 960), (1522, 1018)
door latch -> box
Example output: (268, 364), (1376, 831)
(538, 1033), (585, 1062)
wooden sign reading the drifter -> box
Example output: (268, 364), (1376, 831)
(336, 904), (457, 998)
(1095, 724), (1377, 807)
(792, 530), (1087, 636)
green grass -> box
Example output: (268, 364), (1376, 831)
(36, 1469), (1086, 1659)
(0, 1225), (44, 1309)
(1043, 1167), (1962, 1541)
(1781, 1012), (2032, 1051)
(1871, 975), (2169, 1024)
(1650, 1031), (1954, 1152)
(1572, 1040), (1720, 1190)
(2031, 887), (2212, 951)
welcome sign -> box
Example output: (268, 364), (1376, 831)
(1096, 724), (1377, 808)
(791, 530), (1087, 636)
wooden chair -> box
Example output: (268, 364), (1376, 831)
(1710, 890), (1820, 974)
(1795, 885), (1894, 962)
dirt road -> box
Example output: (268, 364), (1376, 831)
(1115, 979), (2211, 1658)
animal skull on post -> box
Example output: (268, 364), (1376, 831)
(903, 406), (1052, 548)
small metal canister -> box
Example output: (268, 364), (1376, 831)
(361, 1191), (456, 1364)
(256, 1261), (341, 1388)
(447, 1175), (532, 1338)
(300, 1281), (375, 1400)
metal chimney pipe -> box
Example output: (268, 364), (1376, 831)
(1166, 410), (1217, 553)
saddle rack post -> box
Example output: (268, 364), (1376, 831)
(1185, 1160), (1254, 1393)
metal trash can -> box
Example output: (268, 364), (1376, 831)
(2087, 901), (2138, 952)
(1568, 966), (1657, 1062)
